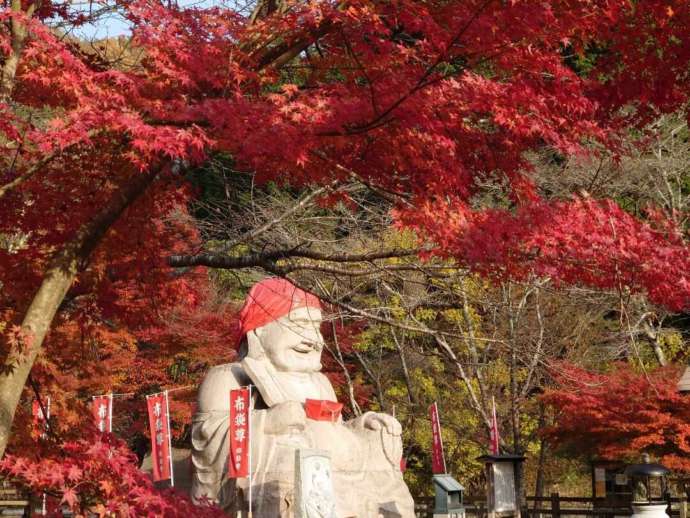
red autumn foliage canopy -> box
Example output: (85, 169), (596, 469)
(2, 0), (690, 509)
(541, 363), (690, 472)
(2, 0), (689, 347)
(400, 197), (690, 310)
(3, 0), (689, 384)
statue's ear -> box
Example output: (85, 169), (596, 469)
(246, 329), (265, 360)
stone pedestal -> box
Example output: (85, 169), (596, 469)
(295, 449), (337, 518)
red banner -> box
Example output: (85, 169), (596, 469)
(429, 402), (446, 474)
(490, 397), (500, 456)
(146, 392), (172, 483)
(32, 397), (50, 438)
(229, 387), (250, 478)
(92, 394), (112, 433)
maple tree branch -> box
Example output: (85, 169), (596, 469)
(167, 247), (423, 269)
(169, 251), (278, 270)
(279, 263), (448, 276)
(252, 20), (336, 70)
(0, 151), (58, 199)
(311, 150), (413, 206)
(319, 0), (495, 136)
(339, 30), (379, 116)
(170, 245), (497, 345)
(0, 130), (105, 199)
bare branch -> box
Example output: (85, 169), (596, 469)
(168, 247), (424, 268)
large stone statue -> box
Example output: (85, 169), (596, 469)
(191, 278), (415, 517)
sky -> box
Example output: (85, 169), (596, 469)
(74, 11), (131, 39)
(70, 0), (233, 40)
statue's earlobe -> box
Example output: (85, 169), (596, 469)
(246, 329), (265, 360)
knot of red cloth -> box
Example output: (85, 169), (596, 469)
(304, 399), (343, 422)
(236, 278), (322, 348)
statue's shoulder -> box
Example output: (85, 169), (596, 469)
(204, 362), (251, 382)
(197, 362), (251, 412)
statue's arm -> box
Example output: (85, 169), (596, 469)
(344, 411), (402, 436)
(196, 363), (246, 414)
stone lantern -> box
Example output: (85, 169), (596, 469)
(624, 454), (670, 518)
(477, 454), (526, 518)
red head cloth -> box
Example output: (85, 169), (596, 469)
(236, 278), (322, 348)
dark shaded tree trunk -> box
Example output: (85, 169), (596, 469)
(534, 403), (548, 516)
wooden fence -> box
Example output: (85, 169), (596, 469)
(415, 497), (488, 518)
(0, 483), (31, 517)
(3, 490), (688, 517)
(415, 493), (690, 518)
(524, 493), (689, 518)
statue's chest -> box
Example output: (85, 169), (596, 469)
(270, 373), (333, 403)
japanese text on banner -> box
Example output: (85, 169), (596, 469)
(92, 395), (112, 433)
(229, 387), (250, 478)
(146, 393), (172, 482)
(429, 402), (447, 474)
(32, 397), (50, 439)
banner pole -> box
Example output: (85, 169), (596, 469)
(248, 385), (252, 518)
(41, 396), (49, 515)
(437, 402), (447, 474)
(165, 390), (174, 487)
(108, 393), (113, 433)
(489, 395), (496, 455)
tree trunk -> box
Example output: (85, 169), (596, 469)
(0, 168), (160, 458)
(534, 403), (548, 517)
(433, 335), (492, 431)
(642, 321), (668, 366)
(352, 349), (386, 412)
(1, 0), (40, 102)
(391, 329), (417, 407)
(511, 348), (524, 512)
(328, 321), (362, 416)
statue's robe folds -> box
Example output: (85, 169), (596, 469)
(191, 362), (415, 517)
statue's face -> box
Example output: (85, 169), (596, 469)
(254, 306), (324, 373)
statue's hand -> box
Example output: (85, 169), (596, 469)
(265, 400), (307, 435)
(355, 412), (402, 436)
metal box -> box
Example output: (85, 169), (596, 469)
(433, 474), (465, 518)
